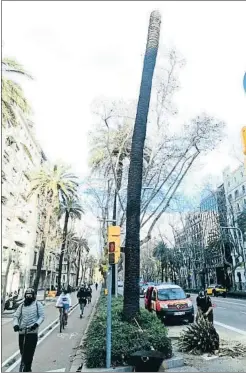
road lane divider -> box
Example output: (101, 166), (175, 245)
(214, 321), (246, 336)
(2, 302), (79, 372)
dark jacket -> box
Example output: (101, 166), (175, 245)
(77, 289), (87, 304)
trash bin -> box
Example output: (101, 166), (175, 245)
(129, 350), (165, 372)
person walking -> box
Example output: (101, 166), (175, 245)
(95, 282), (98, 291)
(77, 286), (87, 318)
(196, 290), (214, 323)
(13, 288), (44, 372)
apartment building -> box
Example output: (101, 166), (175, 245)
(223, 165), (246, 288)
(2, 115), (46, 295)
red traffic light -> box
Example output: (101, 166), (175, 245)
(109, 242), (115, 253)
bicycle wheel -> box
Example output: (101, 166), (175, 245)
(62, 313), (65, 329)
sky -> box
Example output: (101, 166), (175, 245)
(2, 1), (246, 251)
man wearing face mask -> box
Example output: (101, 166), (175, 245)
(13, 288), (44, 372)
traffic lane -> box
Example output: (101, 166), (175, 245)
(13, 294), (98, 372)
(2, 293), (78, 363)
(191, 294), (246, 309)
(190, 295), (246, 332)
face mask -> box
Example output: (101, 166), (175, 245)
(24, 297), (34, 306)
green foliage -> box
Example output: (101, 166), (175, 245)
(84, 296), (172, 368)
(2, 57), (33, 127)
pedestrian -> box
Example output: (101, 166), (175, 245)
(13, 288), (44, 372)
(77, 286), (87, 318)
(196, 290), (214, 324)
(95, 282), (98, 291)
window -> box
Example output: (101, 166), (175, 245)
(151, 290), (156, 300)
(237, 203), (240, 212)
(242, 185), (245, 194)
(228, 181), (230, 187)
(157, 288), (186, 301)
(228, 194), (232, 201)
(235, 190), (239, 199)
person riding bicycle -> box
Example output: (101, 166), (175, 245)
(13, 288), (44, 372)
(56, 288), (71, 325)
(196, 289), (214, 324)
(77, 286), (87, 318)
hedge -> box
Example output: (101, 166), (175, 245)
(83, 296), (172, 368)
(185, 289), (246, 299)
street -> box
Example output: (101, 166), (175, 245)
(1, 290), (99, 372)
(138, 291), (246, 341)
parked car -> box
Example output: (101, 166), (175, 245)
(140, 282), (156, 297)
(144, 283), (194, 324)
(206, 284), (227, 297)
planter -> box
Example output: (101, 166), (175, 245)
(82, 356), (184, 372)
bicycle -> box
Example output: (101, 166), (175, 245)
(57, 306), (67, 333)
(19, 327), (32, 372)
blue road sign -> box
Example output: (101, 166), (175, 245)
(243, 72), (246, 93)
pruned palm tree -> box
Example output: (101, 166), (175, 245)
(2, 57), (32, 127)
(28, 163), (79, 293)
(123, 11), (161, 320)
(57, 197), (84, 293)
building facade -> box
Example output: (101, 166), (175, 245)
(2, 116), (46, 295)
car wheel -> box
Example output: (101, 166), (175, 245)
(223, 292), (227, 298)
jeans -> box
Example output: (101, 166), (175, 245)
(79, 303), (85, 315)
(19, 333), (38, 372)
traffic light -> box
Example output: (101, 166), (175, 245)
(241, 127), (246, 155)
(107, 226), (121, 265)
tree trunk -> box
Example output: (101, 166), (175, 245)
(76, 248), (81, 287)
(57, 210), (70, 293)
(123, 11), (161, 320)
(33, 193), (53, 294)
(33, 241), (45, 293)
(67, 258), (70, 288)
(2, 252), (12, 313)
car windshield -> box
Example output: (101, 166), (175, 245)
(157, 288), (186, 301)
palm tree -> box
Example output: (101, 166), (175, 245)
(123, 11), (161, 320)
(28, 163), (78, 293)
(2, 57), (32, 127)
(57, 197), (84, 293)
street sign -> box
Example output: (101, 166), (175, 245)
(243, 72), (246, 93)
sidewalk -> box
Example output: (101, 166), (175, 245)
(1, 292), (78, 363)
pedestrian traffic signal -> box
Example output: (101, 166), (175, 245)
(241, 127), (246, 155)
(107, 226), (121, 265)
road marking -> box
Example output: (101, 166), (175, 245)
(47, 369), (66, 372)
(241, 312), (246, 315)
(214, 321), (246, 336)
(216, 306), (227, 310)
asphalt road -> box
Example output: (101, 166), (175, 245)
(119, 287), (246, 338)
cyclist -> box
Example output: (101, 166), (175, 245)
(77, 286), (87, 318)
(56, 288), (71, 325)
(13, 288), (44, 372)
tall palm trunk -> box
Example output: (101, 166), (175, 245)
(123, 11), (161, 320)
(76, 248), (81, 287)
(57, 210), (70, 293)
(33, 198), (53, 294)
